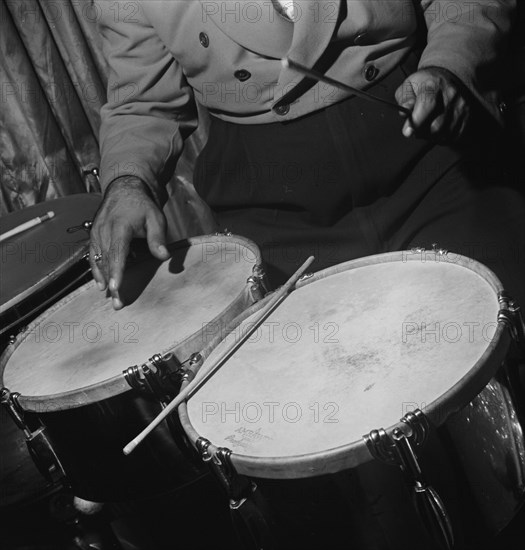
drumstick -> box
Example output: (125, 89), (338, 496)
(123, 255), (315, 456)
(281, 58), (412, 116)
(0, 211), (55, 243)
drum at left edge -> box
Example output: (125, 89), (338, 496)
(0, 193), (101, 509)
(1, 234), (267, 503)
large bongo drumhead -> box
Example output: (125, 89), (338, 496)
(181, 252), (509, 478)
(1, 235), (261, 412)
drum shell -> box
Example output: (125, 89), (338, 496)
(31, 389), (203, 503)
(0, 407), (59, 509)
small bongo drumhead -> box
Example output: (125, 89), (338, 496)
(184, 253), (507, 478)
(1, 236), (260, 411)
(0, 194), (101, 314)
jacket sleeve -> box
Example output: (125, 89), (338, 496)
(417, 0), (516, 122)
(96, 0), (198, 204)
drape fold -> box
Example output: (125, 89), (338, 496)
(0, 0), (213, 238)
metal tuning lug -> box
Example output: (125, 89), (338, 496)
(182, 353), (202, 383)
(195, 437), (213, 462)
(364, 409), (454, 550)
(67, 220), (93, 234)
(1, 388), (30, 437)
(498, 292), (525, 352)
(431, 243), (448, 256)
(188, 353), (203, 366)
(1, 388), (65, 483)
(124, 354), (179, 404)
(26, 426), (66, 483)
(247, 265), (270, 302)
(82, 166), (100, 184)
(215, 229), (233, 237)
(194, 439), (276, 548)
(141, 355), (172, 405)
(123, 365), (144, 392)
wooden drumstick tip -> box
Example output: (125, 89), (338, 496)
(0, 210), (56, 243)
(281, 58), (290, 69)
(123, 441), (137, 456)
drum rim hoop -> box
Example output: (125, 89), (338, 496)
(179, 250), (511, 478)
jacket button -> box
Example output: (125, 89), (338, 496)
(274, 104), (290, 116)
(199, 32), (209, 48)
(234, 69), (251, 82)
(364, 64), (379, 82)
(354, 31), (367, 45)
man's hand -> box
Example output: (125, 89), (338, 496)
(89, 176), (170, 310)
(395, 67), (472, 143)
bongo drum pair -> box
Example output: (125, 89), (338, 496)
(1, 235), (524, 548)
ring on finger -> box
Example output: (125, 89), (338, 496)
(93, 253), (103, 263)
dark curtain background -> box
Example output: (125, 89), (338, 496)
(0, 0), (214, 239)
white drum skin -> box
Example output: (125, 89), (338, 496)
(181, 250), (509, 478)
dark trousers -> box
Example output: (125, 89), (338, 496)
(194, 50), (525, 307)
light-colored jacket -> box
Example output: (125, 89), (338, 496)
(96, 0), (515, 201)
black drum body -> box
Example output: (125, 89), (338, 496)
(34, 391), (204, 503)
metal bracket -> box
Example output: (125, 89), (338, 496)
(1, 388), (30, 436)
(195, 437), (213, 462)
(123, 354), (172, 403)
(364, 409), (454, 550)
(408, 244), (449, 257)
(365, 409), (428, 465)
(498, 292), (525, 351)
(67, 220), (93, 234)
(123, 351), (203, 398)
(431, 243), (449, 256)
(195, 439), (255, 506)
(215, 229), (233, 237)
(1, 388), (65, 483)
(247, 264), (269, 302)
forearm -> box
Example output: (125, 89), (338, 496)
(96, 0), (198, 205)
